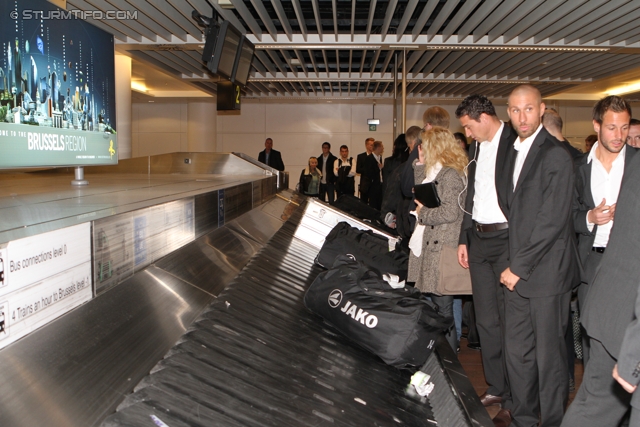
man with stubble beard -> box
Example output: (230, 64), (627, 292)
(500, 85), (579, 427)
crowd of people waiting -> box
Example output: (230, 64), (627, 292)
(259, 84), (640, 427)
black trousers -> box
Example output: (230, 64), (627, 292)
(468, 227), (511, 404)
(577, 250), (604, 366)
(505, 289), (571, 427)
(319, 182), (335, 204)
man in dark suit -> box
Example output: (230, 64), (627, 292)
(258, 138), (285, 171)
(356, 138), (375, 203)
(561, 98), (637, 427)
(572, 96), (635, 366)
(455, 95), (516, 426)
(316, 142), (337, 204)
(499, 85), (580, 427)
(361, 141), (384, 210)
(542, 108), (582, 159)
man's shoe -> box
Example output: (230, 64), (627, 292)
(492, 408), (512, 427)
(467, 342), (481, 351)
(479, 392), (502, 407)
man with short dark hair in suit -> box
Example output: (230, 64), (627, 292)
(456, 94), (516, 426)
(356, 138), (375, 203)
(258, 138), (285, 171)
(317, 142), (337, 204)
(571, 95), (635, 366)
(499, 85), (580, 427)
(561, 97), (637, 427)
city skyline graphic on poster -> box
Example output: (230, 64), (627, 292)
(0, 0), (116, 134)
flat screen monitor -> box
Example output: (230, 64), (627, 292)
(208, 21), (241, 79)
(231, 37), (255, 87)
(201, 22), (220, 63)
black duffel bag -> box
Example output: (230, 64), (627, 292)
(315, 222), (408, 280)
(304, 255), (451, 368)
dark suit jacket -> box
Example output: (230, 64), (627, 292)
(317, 153), (337, 184)
(400, 147), (420, 198)
(500, 126), (580, 297)
(458, 124), (516, 246)
(573, 146), (637, 274)
(582, 147), (640, 359)
(356, 152), (369, 176)
(258, 149), (285, 171)
(360, 153), (383, 194)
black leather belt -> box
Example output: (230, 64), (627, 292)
(592, 247), (606, 254)
(474, 221), (509, 232)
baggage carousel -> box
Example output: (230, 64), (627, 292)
(0, 153), (491, 427)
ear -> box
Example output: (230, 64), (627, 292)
(593, 119), (600, 134)
(540, 103), (546, 118)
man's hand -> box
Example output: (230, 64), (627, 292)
(458, 244), (469, 269)
(588, 198), (616, 225)
(500, 267), (520, 291)
(613, 364), (637, 393)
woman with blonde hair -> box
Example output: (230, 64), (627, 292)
(407, 127), (468, 351)
(299, 157), (322, 197)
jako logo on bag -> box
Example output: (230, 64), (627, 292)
(340, 300), (378, 328)
(328, 289), (343, 308)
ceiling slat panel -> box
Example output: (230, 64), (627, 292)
(381, 0), (399, 41)
(548, 0), (630, 44)
(472, 1), (524, 43)
(332, 0), (339, 42)
(68, 0), (139, 41)
(427, 0), (461, 42)
(96, 0), (164, 41)
(446, 51), (479, 78)
(411, 0), (440, 41)
(452, 51), (492, 78)
(249, 0), (279, 40)
(579, 7), (640, 44)
(503, 0), (580, 43)
(456, 0), (502, 42)
(311, 0), (323, 41)
(487, 0), (545, 43)
(594, 15), (640, 45)
(432, 51), (465, 75)
(226, 0), (262, 37)
(530, 0), (609, 43)
(396, 0), (419, 41)
(365, 0), (377, 42)
(440, 0), (481, 43)
(162, 0), (206, 39)
(271, 0), (294, 42)
(125, 0), (189, 41)
(291, 0), (308, 41)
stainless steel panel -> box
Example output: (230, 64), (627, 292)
(194, 190), (219, 237)
(0, 266), (212, 427)
(223, 183), (253, 223)
(225, 208), (285, 245)
(154, 226), (264, 296)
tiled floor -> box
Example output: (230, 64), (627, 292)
(457, 335), (584, 420)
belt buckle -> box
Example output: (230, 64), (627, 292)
(475, 222), (482, 232)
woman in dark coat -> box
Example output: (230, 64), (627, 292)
(298, 157), (322, 197)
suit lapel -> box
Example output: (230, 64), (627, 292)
(583, 160), (595, 209)
(496, 126), (514, 213)
(512, 130), (546, 195)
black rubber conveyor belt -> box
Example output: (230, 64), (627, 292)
(102, 203), (440, 427)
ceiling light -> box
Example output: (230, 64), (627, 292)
(607, 81), (640, 96)
(258, 45), (382, 50)
(131, 81), (148, 93)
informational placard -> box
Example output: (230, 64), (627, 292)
(0, 223), (91, 349)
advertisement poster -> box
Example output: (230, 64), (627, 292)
(0, 0), (117, 168)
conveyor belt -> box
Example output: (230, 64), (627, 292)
(103, 203), (490, 427)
